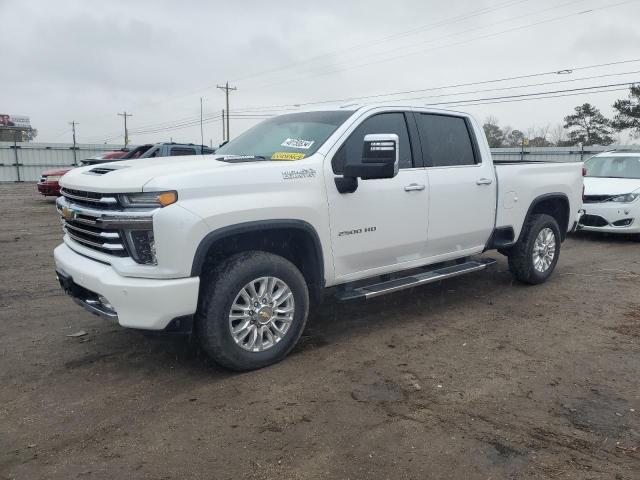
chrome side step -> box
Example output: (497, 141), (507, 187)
(335, 258), (497, 301)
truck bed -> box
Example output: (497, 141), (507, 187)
(494, 161), (584, 241)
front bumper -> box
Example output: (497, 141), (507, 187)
(54, 243), (200, 330)
(37, 181), (61, 196)
(578, 201), (640, 234)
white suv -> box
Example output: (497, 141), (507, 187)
(579, 150), (640, 239)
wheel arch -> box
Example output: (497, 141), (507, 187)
(523, 193), (570, 242)
(191, 220), (325, 301)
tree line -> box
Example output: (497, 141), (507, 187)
(483, 84), (640, 148)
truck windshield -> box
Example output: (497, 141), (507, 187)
(215, 110), (353, 161)
(585, 156), (640, 179)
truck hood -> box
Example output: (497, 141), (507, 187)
(583, 177), (640, 196)
(59, 155), (231, 193)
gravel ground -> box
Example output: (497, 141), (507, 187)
(1, 182), (639, 480)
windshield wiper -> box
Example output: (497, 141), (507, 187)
(218, 154), (267, 163)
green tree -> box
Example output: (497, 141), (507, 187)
(612, 84), (640, 138)
(483, 117), (504, 147)
(505, 129), (525, 147)
(529, 136), (551, 147)
(563, 103), (613, 146)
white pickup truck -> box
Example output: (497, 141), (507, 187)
(54, 104), (583, 370)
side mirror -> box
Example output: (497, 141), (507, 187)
(343, 133), (399, 180)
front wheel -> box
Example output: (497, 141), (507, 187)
(507, 214), (561, 285)
(196, 251), (309, 371)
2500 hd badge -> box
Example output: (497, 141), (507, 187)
(338, 226), (377, 237)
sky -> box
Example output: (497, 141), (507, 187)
(2, 0), (640, 146)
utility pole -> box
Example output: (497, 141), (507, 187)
(221, 108), (226, 142)
(200, 97), (204, 148)
(216, 81), (237, 141)
(117, 111), (132, 146)
(68, 120), (79, 165)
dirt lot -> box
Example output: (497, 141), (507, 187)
(1, 182), (639, 480)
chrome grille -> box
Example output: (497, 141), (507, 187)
(56, 190), (154, 259)
(60, 187), (119, 209)
(583, 195), (612, 204)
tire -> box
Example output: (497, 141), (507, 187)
(196, 251), (309, 371)
(507, 214), (561, 285)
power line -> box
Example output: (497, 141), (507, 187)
(232, 58), (640, 113)
(230, 0), (532, 83)
(245, 0), (634, 91)
(83, 61), (640, 142)
(102, 0), (532, 119)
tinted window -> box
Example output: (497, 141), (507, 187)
(332, 112), (413, 173)
(202, 147), (215, 154)
(416, 114), (476, 167)
(170, 147), (196, 156)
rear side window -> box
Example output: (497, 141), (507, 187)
(332, 112), (413, 174)
(170, 147), (196, 156)
(416, 114), (477, 167)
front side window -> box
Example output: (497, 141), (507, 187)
(215, 110), (353, 161)
(416, 114), (477, 167)
(585, 156), (640, 179)
(332, 112), (413, 174)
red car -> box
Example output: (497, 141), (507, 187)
(37, 150), (128, 197)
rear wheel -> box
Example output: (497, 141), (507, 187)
(508, 214), (561, 285)
(196, 251), (309, 371)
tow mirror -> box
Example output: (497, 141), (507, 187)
(344, 133), (399, 180)
(336, 133), (399, 193)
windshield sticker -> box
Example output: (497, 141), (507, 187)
(282, 168), (316, 180)
(281, 138), (315, 150)
(271, 152), (306, 161)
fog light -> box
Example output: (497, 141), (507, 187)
(98, 295), (114, 311)
(613, 218), (633, 227)
(124, 229), (157, 264)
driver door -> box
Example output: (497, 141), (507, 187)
(324, 111), (429, 282)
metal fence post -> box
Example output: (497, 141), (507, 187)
(12, 137), (21, 182)
(580, 144), (584, 162)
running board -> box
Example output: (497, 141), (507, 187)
(335, 258), (497, 301)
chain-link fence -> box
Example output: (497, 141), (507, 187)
(2, 142), (639, 182)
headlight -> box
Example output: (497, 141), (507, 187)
(609, 193), (639, 203)
(119, 191), (177, 208)
(45, 175), (62, 181)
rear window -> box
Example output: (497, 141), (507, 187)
(585, 156), (640, 179)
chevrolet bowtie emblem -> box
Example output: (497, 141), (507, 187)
(62, 206), (75, 220)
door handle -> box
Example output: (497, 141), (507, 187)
(404, 183), (425, 191)
(476, 178), (493, 185)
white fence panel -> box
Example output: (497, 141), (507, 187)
(0, 142), (125, 181)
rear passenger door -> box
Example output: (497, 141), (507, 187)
(414, 113), (496, 259)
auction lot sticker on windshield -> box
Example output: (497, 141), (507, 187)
(281, 138), (315, 149)
(271, 152), (306, 161)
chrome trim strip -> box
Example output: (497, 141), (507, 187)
(64, 222), (120, 239)
(65, 229), (125, 251)
(73, 297), (118, 322)
(56, 196), (155, 227)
